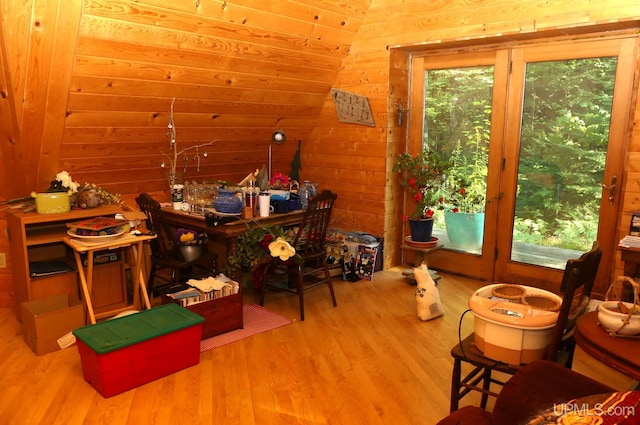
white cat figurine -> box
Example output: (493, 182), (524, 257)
(414, 263), (444, 321)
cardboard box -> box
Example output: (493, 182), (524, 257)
(21, 294), (85, 355)
(73, 304), (204, 397)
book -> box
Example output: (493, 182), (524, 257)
(630, 212), (640, 236)
(67, 216), (127, 231)
(29, 260), (73, 277)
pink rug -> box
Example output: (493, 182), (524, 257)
(200, 304), (293, 352)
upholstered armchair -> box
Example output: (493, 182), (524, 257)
(437, 360), (614, 425)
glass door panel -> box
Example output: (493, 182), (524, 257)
(408, 37), (636, 287)
(424, 66), (493, 255)
(511, 57), (617, 268)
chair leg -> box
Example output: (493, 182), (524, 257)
(480, 367), (491, 409)
(323, 262), (337, 307)
(450, 358), (462, 413)
(297, 264), (305, 321)
(147, 263), (157, 299)
(259, 262), (271, 307)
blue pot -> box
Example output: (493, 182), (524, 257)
(213, 190), (243, 214)
(409, 218), (434, 242)
(444, 211), (485, 251)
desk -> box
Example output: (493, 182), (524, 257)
(620, 245), (640, 277)
(64, 233), (156, 324)
(574, 311), (640, 381)
(162, 208), (305, 264)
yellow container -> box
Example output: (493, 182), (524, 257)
(32, 192), (71, 214)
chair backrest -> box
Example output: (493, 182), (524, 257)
(135, 193), (180, 262)
(546, 241), (602, 361)
(292, 190), (337, 261)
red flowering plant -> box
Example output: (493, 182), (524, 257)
(393, 150), (452, 219)
(269, 172), (291, 189)
(440, 142), (487, 214)
(441, 174), (486, 213)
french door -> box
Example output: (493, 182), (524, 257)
(408, 36), (637, 288)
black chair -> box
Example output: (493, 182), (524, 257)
(135, 193), (217, 297)
(259, 190), (338, 321)
(449, 241), (602, 412)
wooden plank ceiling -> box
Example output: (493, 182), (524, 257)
(7, 0), (371, 196)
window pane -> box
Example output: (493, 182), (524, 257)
(512, 57), (617, 267)
(423, 67), (493, 254)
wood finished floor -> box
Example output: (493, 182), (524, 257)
(0, 268), (634, 425)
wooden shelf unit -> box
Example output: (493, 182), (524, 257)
(8, 205), (125, 320)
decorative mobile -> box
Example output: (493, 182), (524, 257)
(160, 98), (215, 187)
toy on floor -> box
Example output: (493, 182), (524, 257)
(414, 263), (444, 321)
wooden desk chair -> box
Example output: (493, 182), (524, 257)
(449, 241), (602, 412)
(259, 190), (338, 321)
(135, 193), (217, 297)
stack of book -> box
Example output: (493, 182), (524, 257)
(164, 275), (240, 307)
(67, 216), (127, 236)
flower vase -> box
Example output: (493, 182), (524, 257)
(213, 189), (243, 214)
(444, 211), (485, 251)
(408, 217), (434, 242)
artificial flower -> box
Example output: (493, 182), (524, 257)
(45, 171), (122, 205)
(269, 172), (291, 189)
(268, 237), (297, 261)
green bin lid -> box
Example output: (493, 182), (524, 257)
(72, 304), (204, 354)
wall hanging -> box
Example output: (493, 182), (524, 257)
(330, 89), (375, 126)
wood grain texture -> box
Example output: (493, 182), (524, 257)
(1, 0), (640, 307)
(0, 269), (634, 424)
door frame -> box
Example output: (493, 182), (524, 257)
(404, 34), (638, 291)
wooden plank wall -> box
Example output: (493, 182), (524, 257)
(0, 0), (370, 308)
(317, 0), (640, 272)
(1, 0), (639, 307)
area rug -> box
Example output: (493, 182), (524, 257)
(200, 304), (293, 352)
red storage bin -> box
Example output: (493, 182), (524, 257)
(73, 304), (204, 397)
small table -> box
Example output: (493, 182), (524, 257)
(64, 233), (156, 324)
(401, 243), (442, 284)
(574, 310), (640, 381)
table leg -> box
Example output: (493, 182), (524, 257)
(132, 242), (151, 310)
(73, 250), (97, 325)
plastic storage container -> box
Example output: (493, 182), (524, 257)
(73, 304), (204, 397)
(32, 192), (71, 214)
(468, 283), (561, 365)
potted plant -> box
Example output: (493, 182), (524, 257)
(393, 150), (451, 242)
(441, 143), (487, 251)
(225, 223), (302, 290)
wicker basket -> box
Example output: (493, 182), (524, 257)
(491, 284), (526, 301)
(522, 294), (561, 312)
(599, 276), (640, 337)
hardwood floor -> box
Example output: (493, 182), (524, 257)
(0, 268), (634, 425)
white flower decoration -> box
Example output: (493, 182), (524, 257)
(55, 170), (79, 193)
(268, 237), (296, 261)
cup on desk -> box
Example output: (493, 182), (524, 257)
(258, 193), (273, 217)
(272, 199), (289, 214)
